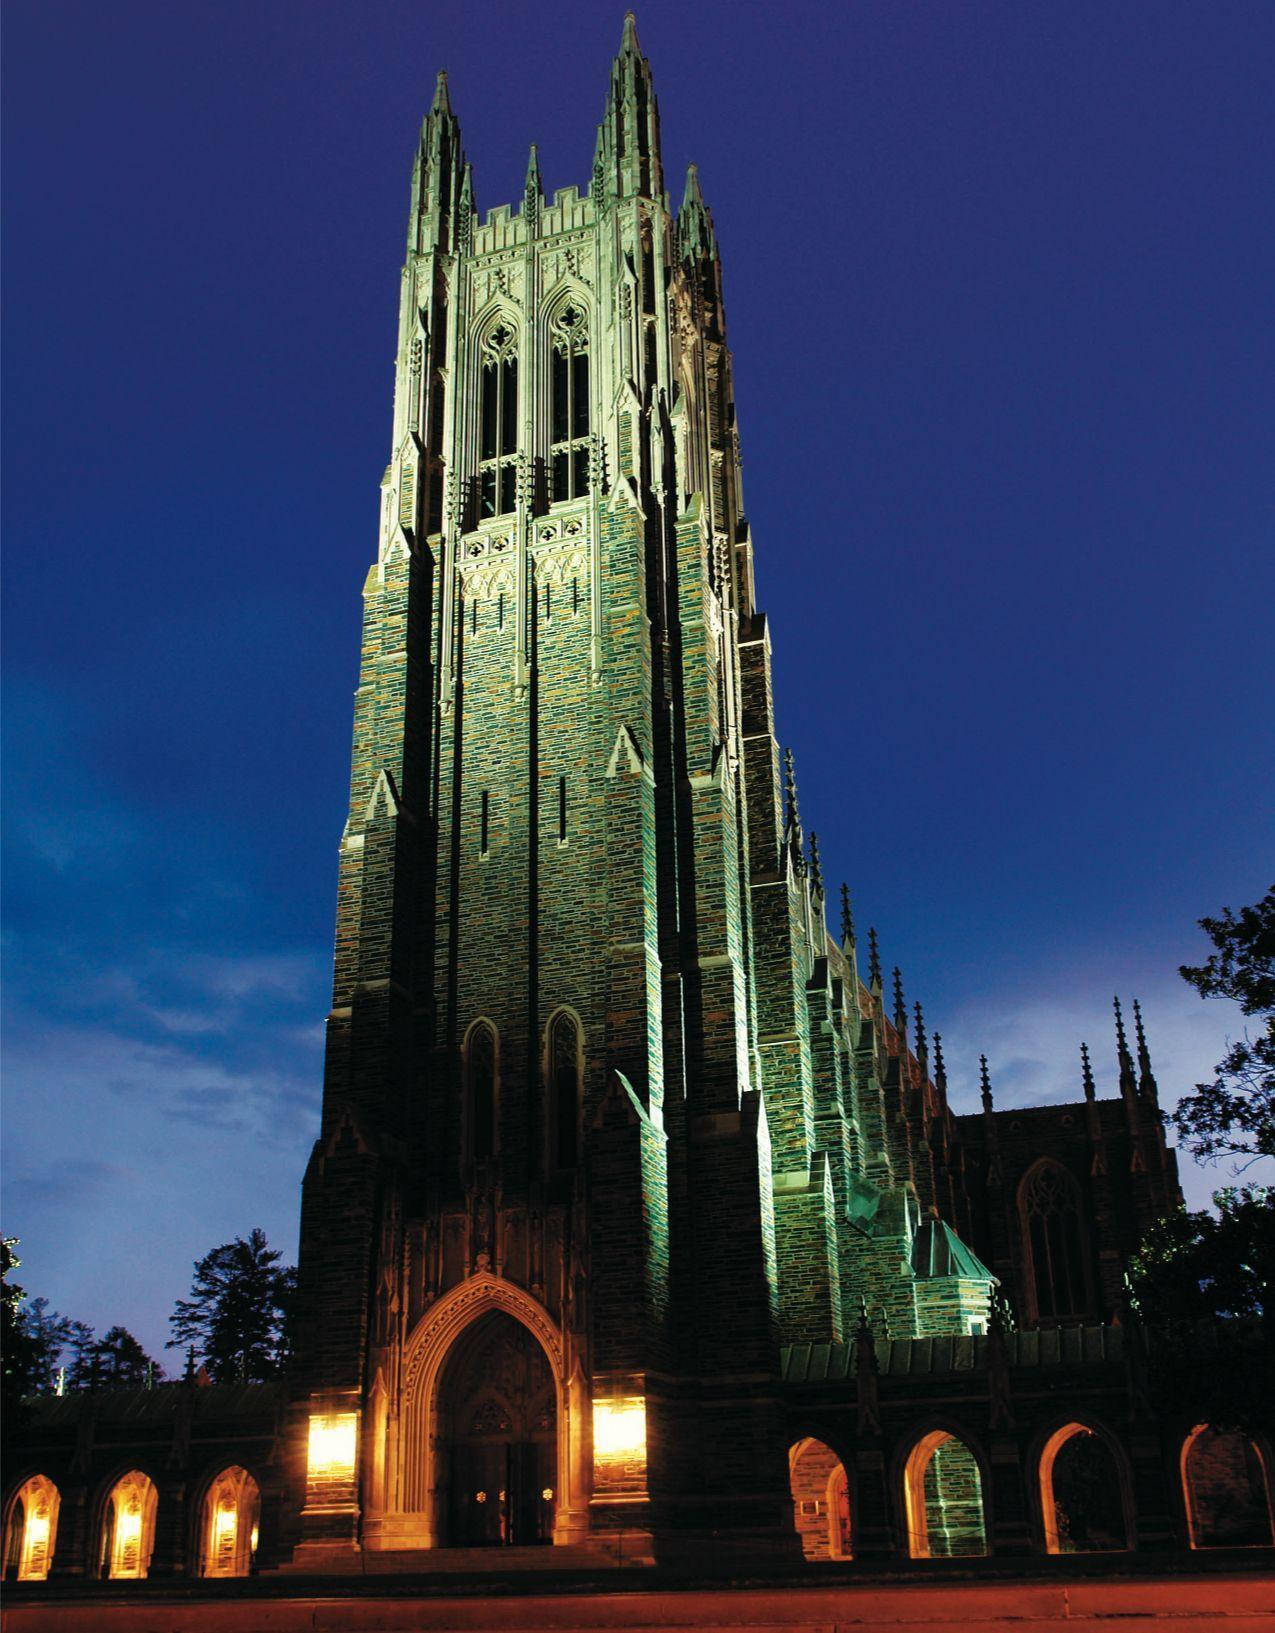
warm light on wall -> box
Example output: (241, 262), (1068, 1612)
(26, 1512), (50, 1549)
(214, 1503), (238, 1540)
(593, 1395), (646, 1460)
(118, 1508), (142, 1543)
(307, 1412), (358, 1480)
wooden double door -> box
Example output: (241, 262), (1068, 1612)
(439, 1310), (557, 1547)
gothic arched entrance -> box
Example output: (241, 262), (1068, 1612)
(438, 1310), (556, 1546)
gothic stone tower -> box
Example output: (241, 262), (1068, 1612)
(287, 16), (994, 1564)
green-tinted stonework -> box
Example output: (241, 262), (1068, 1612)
(285, 16), (1184, 1560)
(9, 22), (1223, 1590)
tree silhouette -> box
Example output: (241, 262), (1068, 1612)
(168, 1228), (295, 1383)
(1175, 885), (1274, 1168)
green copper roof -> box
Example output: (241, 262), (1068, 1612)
(911, 1216), (995, 1282)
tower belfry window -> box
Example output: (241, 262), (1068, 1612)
(550, 303), (590, 502)
(479, 323), (519, 518)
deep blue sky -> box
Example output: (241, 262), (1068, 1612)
(3, 1), (1272, 1363)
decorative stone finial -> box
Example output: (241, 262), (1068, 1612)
(808, 830), (824, 897)
(1081, 1040), (1096, 1101)
(980, 1054), (994, 1112)
(840, 883), (855, 948)
(933, 1032), (947, 1091)
(867, 927), (882, 992)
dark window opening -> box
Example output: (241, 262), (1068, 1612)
(480, 790), (489, 856)
(558, 776), (567, 843)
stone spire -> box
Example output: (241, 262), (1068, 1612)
(409, 68), (466, 254)
(597, 11), (664, 201)
(808, 831), (824, 899)
(867, 927), (882, 994)
(1081, 1040), (1096, 1101)
(1132, 999), (1160, 1103)
(933, 1032), (948, 1094)
(678, 163), (715, 257)
(913, 1001), (928, 1074)
(892, 967), (906, 1045)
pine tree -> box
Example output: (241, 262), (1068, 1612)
(167, 1229), (295, 1382)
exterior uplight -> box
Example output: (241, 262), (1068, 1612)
(307, 1411), (358, 1481)
(593, 1395), (646, 1459)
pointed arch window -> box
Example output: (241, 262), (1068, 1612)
(479, 324), (519, 519)
(468, 1022), (497, 1162)
(1019, 1161), (1089, 1323)
(549, 303), (590, 502)
(549, 1011), (581, 1169)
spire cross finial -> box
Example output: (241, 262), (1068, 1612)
(1081, 1040), (1096, 1100)
(840, 883), (855, 947)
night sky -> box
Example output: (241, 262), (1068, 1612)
(3, 1), (1272, 1365)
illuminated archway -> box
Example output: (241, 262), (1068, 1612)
(1039, 1423), (1130, 1552)
(100, 1470), (157, 1579)
(904, 1430), (987, 1558)
(199, 1466), (260, 1577)
(789, 1437), (851, 1560)
(1181, 1425), (1274, 1549)
(4, 1475), (60, 1580)
(399, 1272), (588, 1547)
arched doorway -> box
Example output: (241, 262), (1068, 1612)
(789, 1438), (851, 1559)
(100, 1470), (157, 1579)
(4, 1475), (60, 1580)
(200, 1466), (260, 1577)
(438, 1310), (556, 1546)
(1182, 1425), (1275, 1548)
(1040, 1424), (1130, 1552)
(904, 1430), (988, 1558)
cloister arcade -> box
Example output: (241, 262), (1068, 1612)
(5, 1415), (1272, 1577)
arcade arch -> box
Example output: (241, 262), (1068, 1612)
(903, 1429), (988, 1558)
(788, 1437), (851, 1560)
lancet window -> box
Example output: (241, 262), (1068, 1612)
(467, 1022), (497, 1163)
(479, 323), (519, 519)
(1019, 1160), (1089, 1323)
(549, 1011), (581, 1169)
(549, 303), (590, 502)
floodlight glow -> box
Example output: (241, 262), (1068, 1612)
(307, 1412), (358, 1479)
(593, 1395), (646, 1460)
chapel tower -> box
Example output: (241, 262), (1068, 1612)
(287, 17), (994, 1563)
